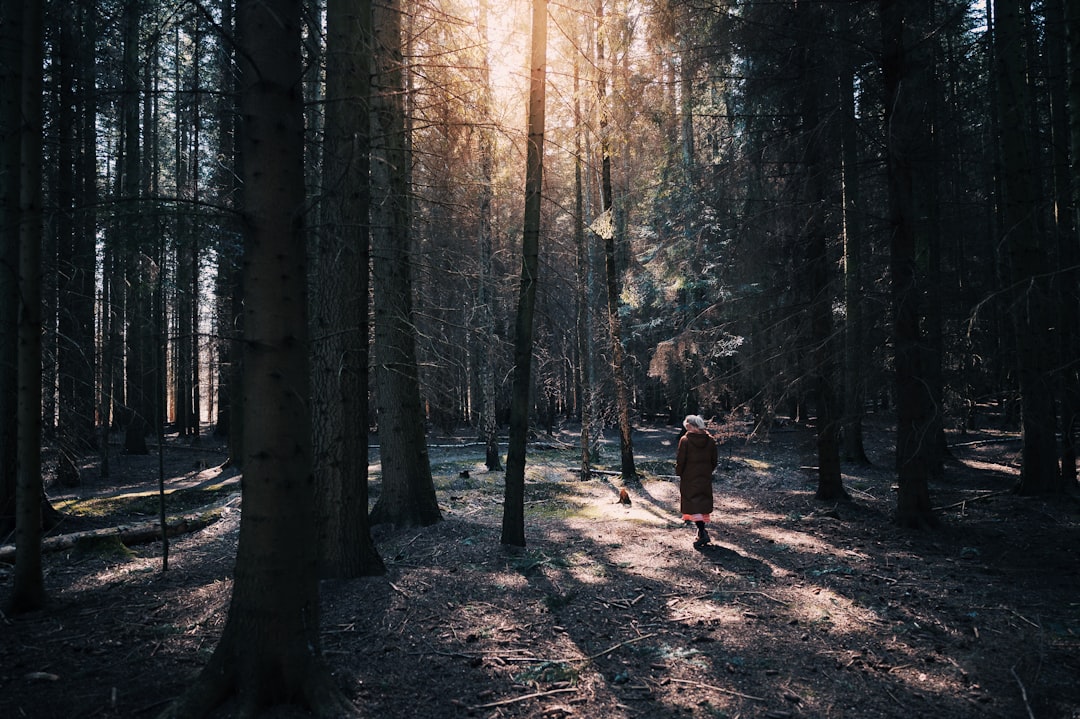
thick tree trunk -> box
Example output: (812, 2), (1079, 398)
(595, 0), (636, 481)
(159, 1), (355, 715)
(994, 0), (1061, 495)
(55, 4), (96, 458)
(503, 0), (547, 548)
(368, 0), (441, 528)
(796, 2), (844, 502)
(313, 0), (384, 577)
(839, 9), (869, 465)
(881, 0), (938, 528)
(0, 0), (23, 536)
(11, 0), (45, 613)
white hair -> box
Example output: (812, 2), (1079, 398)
(683, 415), (706, 430)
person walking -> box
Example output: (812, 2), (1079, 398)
(676, 414), (718, 548)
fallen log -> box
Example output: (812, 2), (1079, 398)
(0, 496), (239, 565)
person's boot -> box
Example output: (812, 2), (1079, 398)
(694, 521), (710, 547)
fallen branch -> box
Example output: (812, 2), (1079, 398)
(581, 632), (657, 661)
(933, 490), (1010, 512)
(467, 687), (577, 711)
(667, 677), (766, 702)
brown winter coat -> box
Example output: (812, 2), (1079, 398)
(676, 431), (717, 516)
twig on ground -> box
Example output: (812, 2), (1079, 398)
(1011, 665), (1036, 719)
(933, 490), (1010, 512)
(467, 687), (577, 711)
(1006, 609), (1040, 629)
(720, 590), (789, 605)
(667, 677), (766, 701)
(581, 632), (657, 661)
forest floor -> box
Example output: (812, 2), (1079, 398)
(2, 417), (1079, 719)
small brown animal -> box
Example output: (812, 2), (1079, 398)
(618, 487), (631, 506)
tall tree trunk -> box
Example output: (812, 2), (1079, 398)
(174, 37), (196, 439)
(797, 2), (844, 502)
(211, 0), (242, 460)
(1047, 0), (1079, 488)
(11, 0), (45, 613)
(503, 0), (547, 548)
(477, 0), (502, 473)
(994, 0), (1060, 495)
(368, 0), (441, 528)
(119, 0), (150, 455)
(159, 1), (356, 715)
(313, 0), (384, 578)
(881, 0), (938, 528)
(1063, 0), (1080, 489)
(573, 45), (592, 480)
(55, 2), (95, 464)
(595, 0), (636, 481)
(0, 0), (23, 535)
(839, 3), (869, 465)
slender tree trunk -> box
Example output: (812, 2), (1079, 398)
(573, 48), (592, 481)
(881, 0), (938, 528)
(159, 1), (356, 715)
(1047, 0), (1078, 488)
(839, 4), (869, 465)
(503, 0), (547, 548)
(11, 0), (45, 613)
(313, 0), (384, 577)
(477, 0), (502, 473)
(119, 0), (150, 455)
(796, 3), (844, 502)
(211, 0), (241, 459)
(369, 0), (441, 528)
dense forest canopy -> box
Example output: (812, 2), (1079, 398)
(1, 0), (1077, 524)
(0, 0), (1074, 515)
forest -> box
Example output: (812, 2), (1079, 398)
(1, 0), (1079, 717)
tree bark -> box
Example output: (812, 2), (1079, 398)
(120, 0), (150, 456)
(795, 2), (844, 502)
(573, 47), (593, 481)
(0, 0), (23, 536)
(994, 0), (1061, 495)
(881, 0), (939, 528)
(595, 0), (636, 481)
(477, 0), (502, 473)
(839, 3), (869, 465)
(368, 0), (441, 528)
(11, 0), (45, 613)
(503, 0), (547, 548)
(1047, 0), (1079, 488)
(313, 0), (384, 577)
(159, 1), (356, 715)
